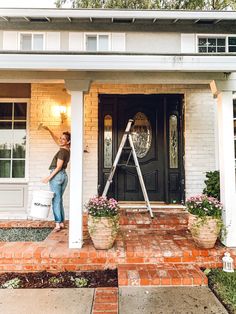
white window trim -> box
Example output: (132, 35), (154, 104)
(84, 32), (111, 52)
(18, 32), (45, 51)
(196, 34), (236, 53)
(0, 98), (30, 183)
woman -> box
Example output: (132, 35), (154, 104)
(42, 126), (71, 231)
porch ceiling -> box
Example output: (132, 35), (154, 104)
(0, 53), (236, 72)
(0, 70), (227, 85)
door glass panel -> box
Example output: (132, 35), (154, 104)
(131, 112), (152, 159)
(169, 115), (178, 168)
(104, 115), (112, 168)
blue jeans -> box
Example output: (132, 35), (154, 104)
(49, 169), (68, 223)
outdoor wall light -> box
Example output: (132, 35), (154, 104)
(222, 252), (234, 273)
(53, 105), (68, 124)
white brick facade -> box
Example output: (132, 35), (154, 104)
(29, 84), (71, 219)
(28, 83), (217, 219)
(83, 83), (217, 204)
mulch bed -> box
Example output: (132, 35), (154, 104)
(0, 228), (53, 242)
(0, 269), (118, 289)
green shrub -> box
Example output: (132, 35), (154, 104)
(203, 171), (220, 200)
(74, 277), (89, 287)
(208, 269), (236, 313)
(1, 278), (21, 289)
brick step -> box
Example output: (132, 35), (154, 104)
(118, 264), (207, 287)
(83, 210), (189, 231)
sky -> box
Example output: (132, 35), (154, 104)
(0, 0), (70, 8)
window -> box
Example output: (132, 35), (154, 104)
(229, 37), (236, 53)
(0, 102), (27, 178)
(20, 33), (44, 51)
(85, 34), (109, 52)
(198, 37), (226, 53)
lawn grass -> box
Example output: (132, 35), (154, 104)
(207, 268), (236, 314)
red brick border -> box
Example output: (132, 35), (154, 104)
(92, 287), (118, 314)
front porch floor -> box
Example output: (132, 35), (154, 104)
(0, 208), (235, 288)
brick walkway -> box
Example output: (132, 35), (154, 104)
(92, 287), (118, 314)
(0, 209), (235, 287)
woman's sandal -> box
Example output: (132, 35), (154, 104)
(54, 225), (61, 232)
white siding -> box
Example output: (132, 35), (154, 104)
(3, 31), (18, 50)
(111, 33), (126, 51)
(181, 33), (196, 53)
(46, 32), (60, 51)
(68, 32), (83, 51)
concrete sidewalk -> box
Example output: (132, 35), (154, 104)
(0, 286), (228, 314)
(119, 287), (228, 314)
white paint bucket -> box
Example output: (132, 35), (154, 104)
(30, 190), (54, 219)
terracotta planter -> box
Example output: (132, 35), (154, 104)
(88, 215), (119, 250)
(189, 216), (221, 249)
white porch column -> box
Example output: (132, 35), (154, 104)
(65, 80), (90, 249)
(217, 91), (236, 247)
(211, 78), (236, 247)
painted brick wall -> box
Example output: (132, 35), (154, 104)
(83, 83), (217, 203)
(29, 84), (71, 219)
(29, 83), (217, 221)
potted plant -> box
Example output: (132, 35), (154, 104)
(86, 196), (119, 250)
(186, 195), (224, 249)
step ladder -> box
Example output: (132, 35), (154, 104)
(102, 119), (154, 218)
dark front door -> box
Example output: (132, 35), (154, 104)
(98, 94), (184, 203)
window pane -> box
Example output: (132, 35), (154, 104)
(33, 34), (44, 50)
(217, 38), (225, 46)
(229, 46), (236, 53)
(199, 47), (207, 53)
(12, 160), (25, 178)
(104, 115), (112, 168)
(198, 38), (207, 46)
(0, 103), (12, 120)
(14, 122), (26, 129)
(208, 38), (216, 46)
(169, 115), (178, 168)
(0, 122), (12, 129)
(229, 37), (236, 45)
(208, 46), (217, 53)
(217, 46), (226, 53)
(14, 103), (27, 120)
(0, 160), (10, 178)
(21, 34), (32, 51)
(0, 130), (12, 158)
(99, 35), (109, 51)
(86, 36), (97, 51)
(13, 130), (26, 158)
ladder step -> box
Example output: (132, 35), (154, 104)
(123, 146), (132, 150)
(117, 164), (136, 168)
